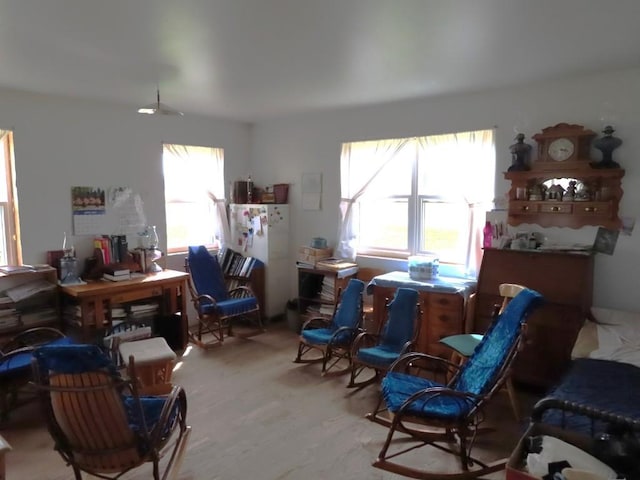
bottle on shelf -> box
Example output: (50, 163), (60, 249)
(483, 221), (493, 249)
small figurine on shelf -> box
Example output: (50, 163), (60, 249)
(591, 125), (622, 169)
(563, 180), (577, 201)
(508, 133), (532, 171)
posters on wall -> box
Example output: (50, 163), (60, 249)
(71, 186), (146, 236)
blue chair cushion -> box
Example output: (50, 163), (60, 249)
(0, 336), (75, 377)
(301, 327), (354, 346)
(356, 345), (401, 367)
(124, 395), (178, 437)
(200, 297), (258, 316)
(382, 372), (473, 420)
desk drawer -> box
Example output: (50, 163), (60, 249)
(428, 292), (463, 311)
(111, 287), (163, 304)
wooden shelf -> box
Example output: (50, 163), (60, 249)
(504, 167), (624, 229)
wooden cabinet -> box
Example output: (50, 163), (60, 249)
(473, 248), (594, 388)
(371, 284), (468, 359)
(225, 264), (266, 315)
(0, 266), (60, 341)
(297, 266), (358, 320)
(505, 168), (624, 229)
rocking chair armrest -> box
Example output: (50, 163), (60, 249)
(1, 327), (65, 353)
(0, 345), (36, 362)
(328, 326), (361, 344)
(300, 317), (332, 331)
(350, 331), (380, 355)
(398, 386), (481, 415)
(148, 385), (188, 447)
(389, 351), (460, 374)
(195, 293), (218, 309)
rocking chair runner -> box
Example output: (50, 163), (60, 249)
(368, 287), (543, 479)
(347, 287), (421, 389)
(185, 245), (263, 348)
(31, 344), (191, 480)
(294, 278), (365, 375)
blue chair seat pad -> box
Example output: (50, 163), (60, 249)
(0, 336), (74, 377)
(200, 297), (258, 316)
(301, 327), (354, 346)
(382, 372), (472, 420)
(356, 345), (402, 367)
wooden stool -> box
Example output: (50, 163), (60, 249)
(119, 337), (177, 395)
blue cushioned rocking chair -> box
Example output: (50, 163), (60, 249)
(347, 287), (421, 389)
(369, 288), (543, 479)
(186, 245), (263, 349)
(294, 278), (365, 375)
(31, 344), (191, 480)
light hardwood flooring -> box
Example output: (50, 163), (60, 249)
(2, 322), (540, 479)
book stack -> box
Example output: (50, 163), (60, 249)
(320, 276), (336, 303)
(103, 267), (131, 282)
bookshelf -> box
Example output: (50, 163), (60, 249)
(0, 266), (61, 340)
(217, 248), (266, 315)
(296, 265), (358, 321)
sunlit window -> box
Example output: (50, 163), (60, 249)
(341, 130), (495, 271)
(0, 130), (20, 266)
(162, 144), (225, 253)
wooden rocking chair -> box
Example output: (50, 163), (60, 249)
(31, 344), (191, 480)
(368, 288), (543, 479)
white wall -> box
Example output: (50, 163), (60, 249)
(250, 67), (640, 312)
(0, 88), (251, 267)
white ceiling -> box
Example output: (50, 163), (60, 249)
(1, 0), (640, 122)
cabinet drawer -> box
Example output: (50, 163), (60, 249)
(111, 287), (163, 304)
(428, 293), (463, 311)
(538, 202), (572, 214)
(508, 201), (537, 215)
(573, 202), (611, 217)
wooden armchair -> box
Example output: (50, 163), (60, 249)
(31, 344), (191, 480)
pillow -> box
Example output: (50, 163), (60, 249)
(587, 306), (640, 368)
(570, 318), (599, 359)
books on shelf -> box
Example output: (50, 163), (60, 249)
(217, 247), (262, 279)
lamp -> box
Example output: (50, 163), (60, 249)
(137, 89), (183, 116)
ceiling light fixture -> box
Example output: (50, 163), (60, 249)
(137, 89), (183, 116)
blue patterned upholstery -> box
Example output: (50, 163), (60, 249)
(295, 278), (365, 374)
(356, 288), (419, 367)
(381, 288), (543, 420)
(301, 278), (365, 346)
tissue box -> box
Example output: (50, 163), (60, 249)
(297, 246), (333, 266)
(408, 255), (439, 280)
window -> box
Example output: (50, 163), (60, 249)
(162, 144), (228, 253)
(0, 130), (20, 265)
(338, 130), (495, 276)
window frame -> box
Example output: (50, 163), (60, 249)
(0, 131), (21, 265)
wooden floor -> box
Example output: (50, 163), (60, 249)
(2, 322), (541, 479)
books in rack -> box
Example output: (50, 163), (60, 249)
(217, 247), (262, 279)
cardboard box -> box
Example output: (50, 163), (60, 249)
(506, 423), (597, 480)
(297, 246), (333, 265)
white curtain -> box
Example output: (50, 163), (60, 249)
(417, 129), (495, 277)
(336, 137), (410, 260)
(163, 144), (230, 247)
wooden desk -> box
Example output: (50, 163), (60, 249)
(59, 270), (189, 349)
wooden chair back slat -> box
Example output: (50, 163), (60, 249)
(50, 371), (140, 472)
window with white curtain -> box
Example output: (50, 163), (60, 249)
(162, 144), (228, 253)
(0, 130), (20, 266)
(339, 130), (495, 276)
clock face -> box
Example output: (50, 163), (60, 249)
(548, 138), (575, 162)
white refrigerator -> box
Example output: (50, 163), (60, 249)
(228, 204), (290, 319)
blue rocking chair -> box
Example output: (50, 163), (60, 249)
(185, 245), (263, 349)
(294, 278), (365, 375)
(369, 287), (543, 479)
(347, 287), (421, 389)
